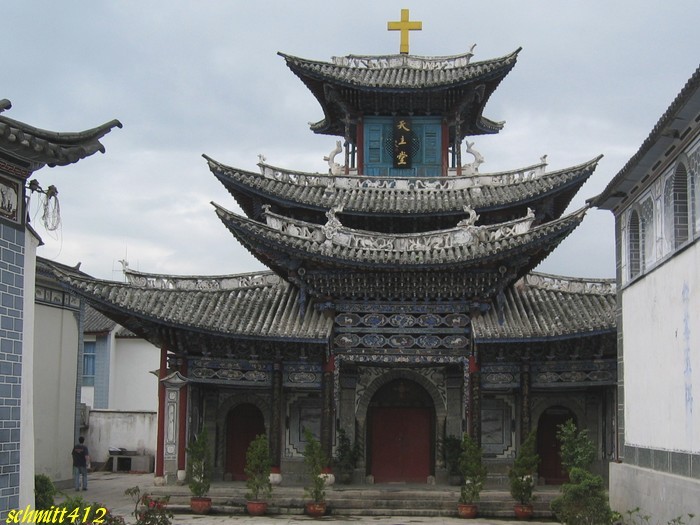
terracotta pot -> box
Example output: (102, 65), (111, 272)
(246, 501), (268, 516)
(457, 503), (478, 518)
(514, 503), (534, 520)
(190, 497), (212, 514)
(305, 501), (327, 518)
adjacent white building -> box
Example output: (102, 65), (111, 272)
(594, 65), (700, 520)
(33, 258), (159, 484)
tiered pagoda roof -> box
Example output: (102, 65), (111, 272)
(46, 262), (331, 353)
(0, 99), (121, 170)
(44, 258), (615, 356)
(473, 272), (616, 342)
(213, 202), (587, 301)
(280, 49), (519, 139)
(207, 155), (601, 229)
(41, 37), (603, 354)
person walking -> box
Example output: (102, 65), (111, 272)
(72, 436), (90, 491)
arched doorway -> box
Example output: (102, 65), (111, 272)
(537, 406), (576, 484)
(226, 403), (265, 480)
(368, 378), (434, 483)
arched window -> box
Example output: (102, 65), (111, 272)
(691, 152), (700, 234)
(672, 163), (690, 248)
(640, 197), (655, 269)
(628, 210), (641, 279)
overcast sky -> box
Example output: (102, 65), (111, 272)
(4, 1), (699, 281)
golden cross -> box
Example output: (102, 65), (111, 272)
(387, 9), (422, 55)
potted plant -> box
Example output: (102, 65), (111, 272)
(302, 428), (327, 518)
(244, 434), (272, 516)
(186, 427), (212, 514)
(333, 428), (359, 484)
(508, 429), (540, 520)
(457, 433), (487, 518)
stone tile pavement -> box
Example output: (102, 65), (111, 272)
(55, 472), (555, 525)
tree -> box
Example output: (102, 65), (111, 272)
(550, 419), (612, 524)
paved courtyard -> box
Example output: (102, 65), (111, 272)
(53, 472), (555, 525)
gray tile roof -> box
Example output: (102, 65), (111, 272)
(49, 265), (332, 343)
(0, 99), (121, 168)
(207, 156), (600, 218)
(46, 262), (614, 346)
(279, 49), (520, 137)
(84, 305), (117, 333)
(593, 64), (700, 211)
(213, 204), (588, 269)
(84, 305), (136, 337)
(279, 50), (520, 90)
(473, 273), (616, 341)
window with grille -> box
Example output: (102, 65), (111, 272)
(83, 341), (95, 387)
(628, 210), (641, 279)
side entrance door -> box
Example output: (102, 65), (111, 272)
(537, 406), (576, 484)
(226, 403), (265, 480)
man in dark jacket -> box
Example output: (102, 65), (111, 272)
(71, 437), (90, 491)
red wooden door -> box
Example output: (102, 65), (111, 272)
(537, 408), (574, 484)
(226, 404), (265, 480)
(371, 407), (431, 483)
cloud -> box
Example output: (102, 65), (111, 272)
(7, 1), (698, 281)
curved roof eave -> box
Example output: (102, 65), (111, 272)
(206, 154), (600, 218)
(212, 202), (588, 271)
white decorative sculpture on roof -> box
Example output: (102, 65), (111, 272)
(324, 140), (343, 175)
(458, 205), (480, 227)
(462, 141), (485, 175)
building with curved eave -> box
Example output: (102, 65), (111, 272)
(45, 20), (618, 494)
(593, 64), (700, 521)
(0, 99), (120, 519)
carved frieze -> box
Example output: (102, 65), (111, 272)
(284, 362), (322, 388)
(188, 357), (271, 386)
(531, 360), (616, 387)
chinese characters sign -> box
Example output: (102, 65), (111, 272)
(393, 118), (413, 169)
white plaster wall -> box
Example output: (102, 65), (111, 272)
(610, 462), (700, 521)
(19, 232), (40, 509)
(33, 303), (80, 483)
(81, 386), (95, 409)
(622, 241), (700, 453)
(111, 338), (159, 411)
(85, 410), (157, 464)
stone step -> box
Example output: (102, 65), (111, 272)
(150, 485), (557, 519)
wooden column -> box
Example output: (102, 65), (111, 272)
(321, 355), (335, 467)
(177, 359), (188, 472)
(155, 346), (168, 477)
(356, 118), (364, 174)
(520, 357), (532, 440)
(270, 360), (283, 469)
(469, 355), (481, 443)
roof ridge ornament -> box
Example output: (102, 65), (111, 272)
(323, 140), (343, 175)
(462, 141), (485, 175)
(387, 8), (422, 55)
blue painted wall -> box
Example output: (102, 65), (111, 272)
(0, 222), (24, 519)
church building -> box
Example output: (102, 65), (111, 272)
(49, 12), (616, 487)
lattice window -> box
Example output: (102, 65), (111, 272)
(639, 197), (655, 269)
(663, 176), (675, 254)
(628, 210), (641, 279)
(690, 147), (700, 234)
(672, 163), (690, 248)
